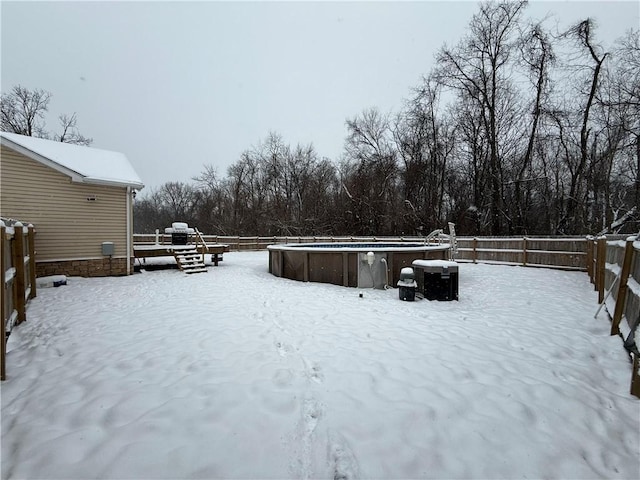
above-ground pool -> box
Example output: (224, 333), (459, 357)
(267, 242), (451, 289)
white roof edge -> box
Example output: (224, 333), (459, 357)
(82, 176), (145, 190)
(1, 135), (85, 182)
(0, 132), (144, 189)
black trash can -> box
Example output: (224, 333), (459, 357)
(397, 267), (417, 301)
(412, 260), (459, 301)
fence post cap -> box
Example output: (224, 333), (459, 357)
(0, 220), (4, 227)
(13, 221), (23, 227)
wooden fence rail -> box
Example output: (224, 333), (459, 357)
(1, 221), (37, 380)
(133, 234), (593, 270)
(589, 235), (640, 398)
(454, 237), (590, 270)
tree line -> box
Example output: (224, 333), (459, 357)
(136, 2), (638, 236)
(2, 1), (637, 236)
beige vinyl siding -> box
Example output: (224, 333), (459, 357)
(1, 145), (130, 261)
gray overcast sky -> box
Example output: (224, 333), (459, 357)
(2, 1), (639, 192)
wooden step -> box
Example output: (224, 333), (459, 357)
(183, 261), (205, 268)
(184, 266), (208, 274)
(177, 257), (202, 264)
(173, 248), (207, 273)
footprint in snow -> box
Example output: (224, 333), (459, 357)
(328, 432), (360, 480)
(275, 341), (293, 357)
(309, 364), (324, 384)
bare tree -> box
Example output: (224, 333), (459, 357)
(394, 78), (455, 234)
(595, 29), (640, 232)
(513, 21), (555, 233)
(342, 108), (399, 235)
(192, 165), (232, 235)
(434, 0), (527, 234)
(157, 182), (200, 225)
(1, 85), (50, 137)
(561, 19), (609, 232)
(55, 113), (93, 146)
(1, 85), (92, 145)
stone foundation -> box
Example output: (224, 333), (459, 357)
(36, 258), (134, 278)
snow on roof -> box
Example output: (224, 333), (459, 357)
(0, 131), (144, 189)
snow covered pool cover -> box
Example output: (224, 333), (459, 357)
(267, 241), (450, 252)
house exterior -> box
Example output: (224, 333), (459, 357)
(0, 132), (144, 277)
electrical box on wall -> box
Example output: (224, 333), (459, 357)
(102, 242), (115, 256)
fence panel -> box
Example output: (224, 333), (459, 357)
(621, 242), (640, 335)
(455, 237), (588, 270)
(591, 236), (640, 398)
(1, 221), (37, 381)
(133, 233), (592, 270)
(605, 241), (626, 305)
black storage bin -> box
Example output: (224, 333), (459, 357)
(412, 260), (459, 301)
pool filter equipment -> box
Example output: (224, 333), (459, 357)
(367, 251), (375, 288)
(366, 251), (375, 266)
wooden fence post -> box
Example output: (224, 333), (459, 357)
(303, 252), (309, 282)
(342, 252), (349, 287)
(631, 353), (640, 398)
(522, 237), (528, 266)
(28, 225), (36, 299)
(12, 223), (26, 325)
(587, 237), (595, 289)
(1, 221), (6, 381)
(596, 237), (606, 303)
(472, 237), (477, 264)
(611, 239), (634, 336)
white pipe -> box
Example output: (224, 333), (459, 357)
(380, 258), (391, 289)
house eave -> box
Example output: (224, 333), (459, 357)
(1, 136), (84, 182)
(1, 136), (144, 190)
(80, 176), (145, 190)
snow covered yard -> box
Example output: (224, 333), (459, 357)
(1, 251), (638, 479)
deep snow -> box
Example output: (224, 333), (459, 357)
(1, 251), (638, 479)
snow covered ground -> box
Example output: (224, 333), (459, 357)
(2, 251), (638, 479)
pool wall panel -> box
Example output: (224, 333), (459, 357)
(269, 243), (450, 288)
